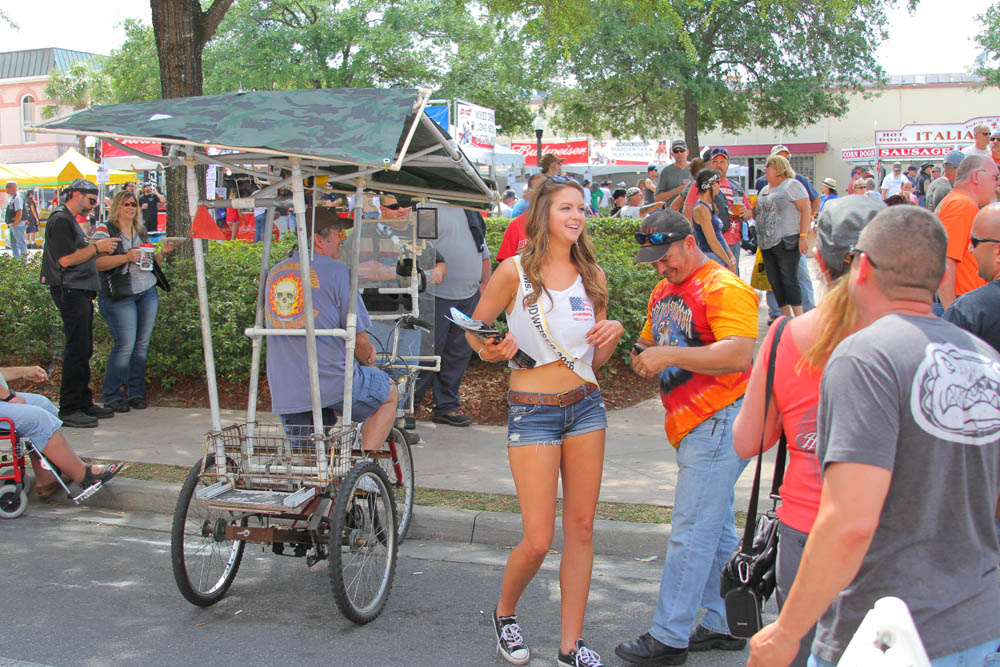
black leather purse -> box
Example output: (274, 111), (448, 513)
(720, 316), (790, 637)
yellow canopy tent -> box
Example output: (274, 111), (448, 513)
(2, 148), (136, 188)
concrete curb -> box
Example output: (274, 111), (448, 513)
(32, 478), (672, 559)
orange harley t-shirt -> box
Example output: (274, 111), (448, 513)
(937, 189), (987, 297)
(639, 260), (759, 446)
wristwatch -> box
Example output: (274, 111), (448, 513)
(1, 390), (16, 402)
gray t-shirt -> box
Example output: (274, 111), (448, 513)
(925, 176), (953, 213)
(423, 203), (490, 301)
(814, 314), (1000, 663)
(655, 163), (691, 207)
(755, 178), (808, 249)
(92, 225), (158, 294)
(264, 253), (372, 414)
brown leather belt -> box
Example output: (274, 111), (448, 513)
(508, 383), (598, 408)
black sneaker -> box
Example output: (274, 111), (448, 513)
(559, 638), (604, 666)
(83, 404), (114, 418)
(431, 411), (471, 427)
(58, 410), (99, 428)
(128, 397), (148, 410)
(492, 607), (529, 665)
(687, 625), (746, 652)
(107, 400), (130, 413)
(615, 632), (688, 665)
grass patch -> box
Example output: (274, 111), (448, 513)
(84, 458), (748, 528)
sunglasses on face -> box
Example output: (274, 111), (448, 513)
(85, 196), (98, 205)
(981, 131), (992, 136)
(121, 201), (137, 208)
(970, 235), (1000, 248)
(672, 148), (686, 153)
(383, 203), (403, 210)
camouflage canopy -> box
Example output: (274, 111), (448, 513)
(32, 88), (493, 209)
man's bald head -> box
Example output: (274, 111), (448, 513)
(857, 205), (947, 301)
(971, 203), (1000, 282)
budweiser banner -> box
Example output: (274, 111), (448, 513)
(101, 139), (162, 158)
(455, 100), (496, 150)
(590, 139), (673, 166)
(510, 140), (589, 166)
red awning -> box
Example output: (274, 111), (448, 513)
(723, 142), (827, 157)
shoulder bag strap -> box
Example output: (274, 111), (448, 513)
(739, 315), (790, 555)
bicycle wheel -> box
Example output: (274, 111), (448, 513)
(170, 454), (246, 606)
(377, 427), (414, 542)
(329, 461), (397, 624)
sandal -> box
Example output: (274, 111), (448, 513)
(81, 462), (127, 489)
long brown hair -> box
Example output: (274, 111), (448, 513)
(519, 178), (607, 315)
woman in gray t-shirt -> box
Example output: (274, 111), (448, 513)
(755, 155), (811, 315)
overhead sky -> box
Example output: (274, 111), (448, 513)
(0, 0), (994, 77)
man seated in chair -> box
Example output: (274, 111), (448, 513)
(264, 209), (397, 452)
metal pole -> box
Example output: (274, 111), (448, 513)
(289, 159), (326, 475)
(535, 128), (543, 168)
(186, 153), (223, 436)
(246, 206), (277, 425)
(341, 178), (365, 428)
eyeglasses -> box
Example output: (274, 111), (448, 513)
(85, 196), (98, 205)
(635, 232), (683, 246)
(970, 235), (1000, 248)
(848, 245), (878, 268)
(121, 201), (137, 208)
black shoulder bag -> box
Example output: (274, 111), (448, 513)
(720, 315), (790, 638)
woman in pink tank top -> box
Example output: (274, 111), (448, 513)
(733, 196), (886, 666)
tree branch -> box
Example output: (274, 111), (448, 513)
(200, 0), (236, 46)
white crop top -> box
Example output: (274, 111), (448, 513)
(507, 255), (597, 384)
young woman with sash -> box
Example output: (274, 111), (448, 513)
(469, 176), (624, 667)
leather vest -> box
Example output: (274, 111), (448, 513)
(39, 205), (99, 291)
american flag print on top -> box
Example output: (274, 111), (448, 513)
(569, 296), (594, 321)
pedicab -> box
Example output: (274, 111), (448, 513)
(32, 88), (494, 623)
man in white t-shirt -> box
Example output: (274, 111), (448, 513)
(962, 123), (992, 157)
(879, 162), (907, 199)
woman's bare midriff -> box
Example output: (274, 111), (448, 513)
(509, 360), (592, 394)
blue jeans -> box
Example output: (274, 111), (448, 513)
(650, 398), (751, 648)
(9, 224), (27, 259)
(0, 391), (61, 451)
(98, 286), (159, 403)
(767, 254), (815, 317)
(253, 211), (266, 244)
(808, 637), (1000, 667)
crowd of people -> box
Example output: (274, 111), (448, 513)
(2, 134), (999, 667)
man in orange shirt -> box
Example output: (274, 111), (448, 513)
(936, 155), (997, 309)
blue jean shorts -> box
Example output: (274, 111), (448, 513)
(507, 387), (607, 447)
(280, 364), (391, 431)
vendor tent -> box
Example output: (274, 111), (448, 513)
(2, 148), (136, 188)
(31, 88), (494, 209)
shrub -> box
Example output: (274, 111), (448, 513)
(1, 222), (658, 388)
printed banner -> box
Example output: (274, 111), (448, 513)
(509, 140), (590, 166)
(455, 100), (496, 150)
(875, 116), (1000, 146)
(589, 139), (674, 166)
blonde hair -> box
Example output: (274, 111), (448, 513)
(766, 155), (796, 180)
(521, 179), (607, 315)
(799, 275), (856, 372)
(108, 189), (143, 234)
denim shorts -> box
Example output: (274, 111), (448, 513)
(507, 388), (607, 447)
(280, 364), (391, 431)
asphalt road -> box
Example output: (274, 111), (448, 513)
(1, 506), (776, 667)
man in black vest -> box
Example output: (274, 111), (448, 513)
(40, 178), (120, 427)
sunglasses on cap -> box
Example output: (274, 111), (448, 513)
(635, 232), (684, 246)
(970, 235), (1000, 248)
(547, 175), (572, 184)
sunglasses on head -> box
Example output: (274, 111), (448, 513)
(970, 235), (1000, 248)
(635, 232), (682, 246)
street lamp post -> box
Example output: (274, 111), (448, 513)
(533, 114), (544, 169)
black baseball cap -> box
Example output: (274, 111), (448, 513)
(634, 210), (693, 264)
(65, 178), (99, 196)
(709, 147), (730, 159)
